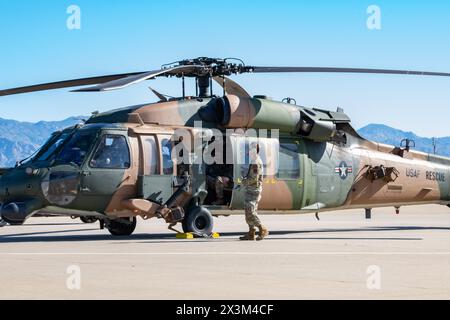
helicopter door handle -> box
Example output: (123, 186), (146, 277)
(80, 171), (92, 192)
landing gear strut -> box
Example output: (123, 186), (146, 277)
(365, 208), (372, 219)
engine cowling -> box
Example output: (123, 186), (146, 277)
(200, 95), (300, 132)
(199, 95), (350, 142)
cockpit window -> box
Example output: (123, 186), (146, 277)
(36, 132), (72, 162)
(90, 135), (130, 169)
(55, 131), (97, 166)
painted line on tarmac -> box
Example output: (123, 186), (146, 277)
(2, 252), (450, 256)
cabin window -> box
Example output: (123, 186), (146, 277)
(90, 135), (131, 169)
(161, 138), (174, 175)
(276, 143), (300, 179)
(142, 136), (158, 175)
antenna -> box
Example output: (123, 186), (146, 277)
(401, 138), (415, 152)
(432, 137), (437, 155)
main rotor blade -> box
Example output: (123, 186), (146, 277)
(0, 72), (145, 97)
(72, 65), (204, 92)
(250, 67), (450, 77)
(213, 76), (251, 98)
(0, 65), (205, 97)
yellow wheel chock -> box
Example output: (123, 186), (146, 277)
(175, 232), (220, 239)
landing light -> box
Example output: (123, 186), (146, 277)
(25, 167), (38, 176)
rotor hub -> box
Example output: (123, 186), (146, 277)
(162, 57), (252, 78)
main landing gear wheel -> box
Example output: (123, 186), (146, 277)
(182, 206), (214, 235)
(1, 216), (24, 226)
(107, 217), (137, 236)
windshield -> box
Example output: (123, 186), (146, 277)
(35, 132), (73, 162)
(19, 131), (70, 165)
(55, 131), (97, 166)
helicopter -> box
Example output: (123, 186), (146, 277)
(0, 57), (448, 236)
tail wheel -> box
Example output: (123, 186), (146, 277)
(107, 217), (137, 236)
(80, 216), (98, 224)
(182, 206), (214, 235)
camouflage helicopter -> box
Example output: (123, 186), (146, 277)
(0, 57), (448, 236)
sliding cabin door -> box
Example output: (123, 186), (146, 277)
(138, 134), (174, 205)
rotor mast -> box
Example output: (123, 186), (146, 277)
(197, 75), (211, 98)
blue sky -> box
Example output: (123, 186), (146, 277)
(0, 0), (449, 137)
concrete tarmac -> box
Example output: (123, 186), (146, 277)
(1, 204), (450, 300)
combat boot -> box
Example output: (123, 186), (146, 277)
(256, 225), (269, 241)
(239, 228), (256, 241)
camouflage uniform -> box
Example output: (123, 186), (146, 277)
(206, 165), (233, 205)
(242, 155), (264, 229)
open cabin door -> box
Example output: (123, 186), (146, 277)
(230, 135), (304, 211)
(138, 134), (175, 205)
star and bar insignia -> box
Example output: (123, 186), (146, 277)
(335, 161), (353, 180)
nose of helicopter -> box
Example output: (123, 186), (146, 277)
(0, 176), (5, 204)
(0, 167), (45, 224)
(0, 167), (12, 202)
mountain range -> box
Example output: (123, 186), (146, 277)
(358, 124), (450, 158)
(0, 117), (448, 167)
(0, 117), (85, 167)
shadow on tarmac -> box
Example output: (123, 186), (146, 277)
(0, 225), (445, 243)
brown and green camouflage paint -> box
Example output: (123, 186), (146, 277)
(0, 94), (448, 224)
